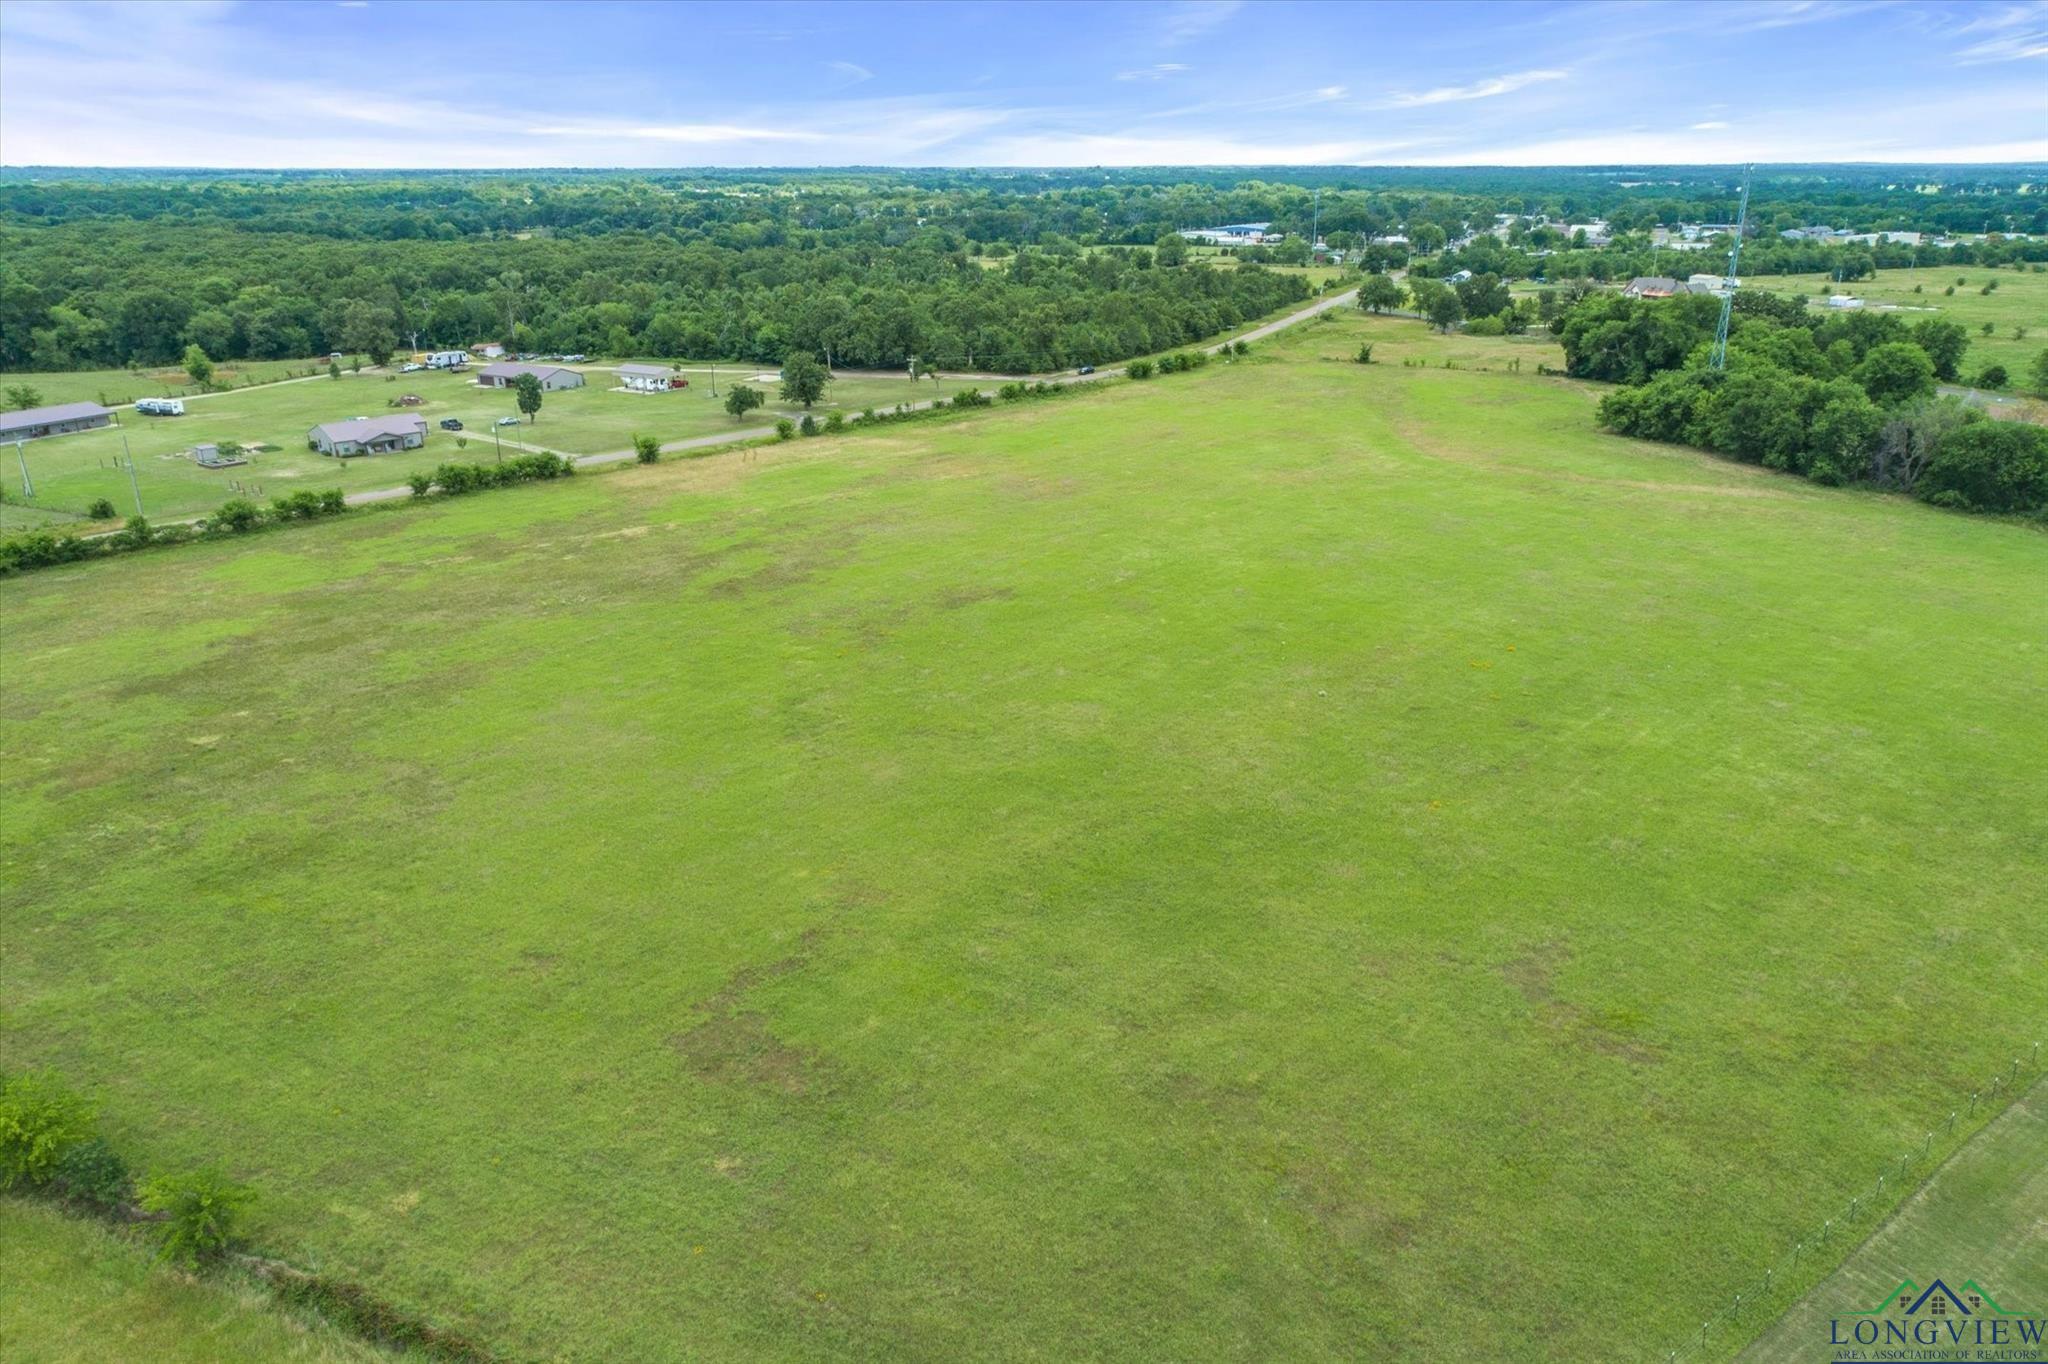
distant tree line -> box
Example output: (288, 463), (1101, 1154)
(0, 223), (1306, 375)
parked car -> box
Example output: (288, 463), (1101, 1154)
(496, 416), (521, 427)
(400, 362), (425, 373)
(439, 417), (464, 431)
(561, 354), (587, 363)
(1076, 365), (1095, 375)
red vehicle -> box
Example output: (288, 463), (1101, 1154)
(669, 376), (690, 390)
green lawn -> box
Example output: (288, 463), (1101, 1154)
(1769, 264), (2047, 379)
(0, 365), (923, 530)
(0, 1198), (402, 1363)
(1739, 1078), (2048, 1363)
(0, 357), (360, 409)
(3, 311), (2044, 1362)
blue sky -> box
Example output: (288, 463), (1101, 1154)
(2, 0), (2044, 167)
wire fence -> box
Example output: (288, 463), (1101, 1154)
(1658, 1039), (2044, 1364)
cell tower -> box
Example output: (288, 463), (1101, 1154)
(1709, 162), (1754, 371)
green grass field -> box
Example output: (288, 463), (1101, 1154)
(1773, 263), (2048, 379)
(1739, 1078), (2048, 1363)
(0, 1198), (402, 1363)
(3, 311), (2044, 1361)
(0, 358), (360, 409)
(0, 365), (925, 531)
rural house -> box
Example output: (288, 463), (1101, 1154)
(308, 413), (428, 457)
(0, 400), (114, 443)
(475, 361), (585, 391)
(617, 363), (677, 392)
(1622, 276), (1686, 298)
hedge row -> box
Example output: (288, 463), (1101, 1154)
(406, 451), (575, 497)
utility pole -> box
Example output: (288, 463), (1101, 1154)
(1312, 187), (1320, 259)
(13, 440), (31, 500)
(1710, 162), (1753, 372)
(120, 429), (144, 516)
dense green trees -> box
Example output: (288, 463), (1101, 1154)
(0, 211), (1306, 376)
(1584, 285), (2045, 517)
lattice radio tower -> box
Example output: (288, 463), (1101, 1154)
(1709, 163), (1753, 371)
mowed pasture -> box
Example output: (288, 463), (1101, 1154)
(1776, 263), (2048, 378)
(1739, 1079), (2048, 1364)
(3, 314), (2045, 1362)
(0, 357), (356, 409)
(0, 364), (923, 530)
(0, 1198), (408, 1364)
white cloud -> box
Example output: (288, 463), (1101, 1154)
(1158, 0), (1242, 47)
(527, 123), (828, 144)
(1691, 120), (1730, 130)
(826, 60), (873, 85)
(1116, 63), (1190, 82)
(1384, 69), (1567, 108)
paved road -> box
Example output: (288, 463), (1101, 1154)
(337, 287), (1361, 508)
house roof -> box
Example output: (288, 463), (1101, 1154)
(616, 363), (671, 377)
(0, 400), (113, 428)
(1625, 276), (1685, 294)
(477, 361), (577, 382)
(310, 414), (428, 443)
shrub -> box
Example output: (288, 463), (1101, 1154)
(1463, 314), (1505, 336)
(1916, 421), (2048, 514)
(1233, 340), (1251, 356)
(271, 490), (345, 521)
(632, 434), (661, 464)
(950, 388), (990, 408)
(211, 498), (263, 533)
(86, 497), (117, 519)
(799, 414), (819, 436)
(774, 418), (796, 441)
(1126, 359), (1154, 380)
(52, 1136), (131, 1211)
(0, 1071), (97, 1190)
(407, 472), (433, 498)
(823, 410), (845, 433)
(140, 1167), (253, 1267)
(997, 382), (1030, 401)
(115, 515), (152, 549)
(1974, 365), (2009, 390)
(1355, 344), (1374, 364)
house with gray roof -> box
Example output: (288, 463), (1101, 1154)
(475, 361), (585, 391)
(617, 363), (677, 393)
(308, 414), (428, 457)
(0, 401), (114, 443)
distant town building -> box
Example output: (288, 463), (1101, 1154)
(1178, 222), (1281, 246)
(308, 414), (428, 457)
(475, 362), (585, 391)
(0, 400), (114, 443)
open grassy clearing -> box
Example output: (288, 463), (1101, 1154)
(1773, 264), (2048, 377)
(0, 358), (360, 410)
(1739, 1078), (2048, 1363)
(0, 1198), (409, 1363)
(3, 313), (2044, 1361)
(0, 365), (917, 530)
